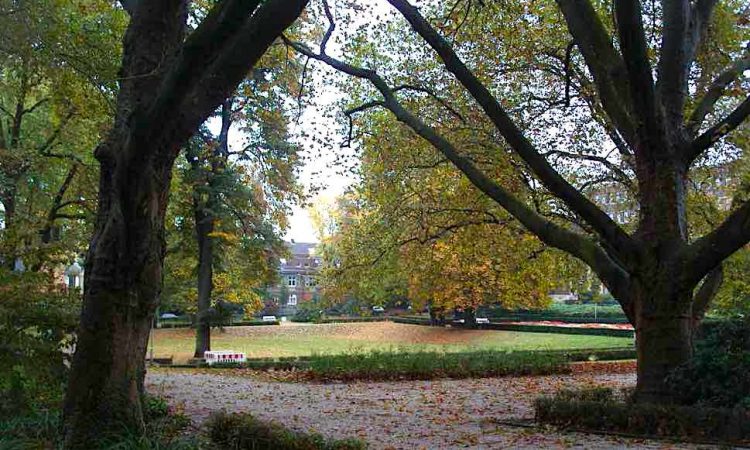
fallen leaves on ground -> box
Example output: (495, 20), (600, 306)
(146, 368), (709, 449)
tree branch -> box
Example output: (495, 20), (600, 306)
(683, 199), (750, 287)
(615, 0), (661, 138)
(284, 34), (632, 305)
(38, 110), (75, 156)
(656, 0), (693, 128)
(161, 0), (309, 147)
(686, 46), (750, 135)
(143, 0), (265, 133)
(392, 84), (466, 123)
(119, 0), (139, 16)
(687, 94), (750, 163)
(554, 0), (636, 147)
(22, 98), (49, 115)
(544, 149), (635, 191)
(692, 264), (723, 323)
(387, 0), (637, 266)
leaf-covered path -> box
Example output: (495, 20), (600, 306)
(146, 369), (707, 449)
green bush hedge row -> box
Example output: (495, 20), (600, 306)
(482, 323), (635, 337)
(211, 347), (637, 380)
(206, 412), (365, 449)
(535, 388), (750, 444)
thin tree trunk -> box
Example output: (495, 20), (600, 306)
(192, 98), (230, 359)
(193, 196), (214, 359)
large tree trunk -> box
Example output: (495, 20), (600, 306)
(630, 274), (694, 403)
(62, 150), (175, 447)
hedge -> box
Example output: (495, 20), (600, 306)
(535, 388), (750, 444)
(206, 347), (635, 373)
(481, 323), (634, 337)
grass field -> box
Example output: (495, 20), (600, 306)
(151, 322), (633, 363)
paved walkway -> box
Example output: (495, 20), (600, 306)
(146, 369), (710, 449)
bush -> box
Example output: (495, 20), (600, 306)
(535, 388), (750, 444)
(206, 412), (365, 450)
(666, 319), (750, 408)
(293, 302), (323, 322)
(306, 348), (568, 381)
(0, 270), (79, 418)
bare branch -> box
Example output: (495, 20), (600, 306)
(544, 149), (634, 191)
(692, 264), (723, 323)
(38, 110), (76, 156)
(22, 98), (49, 115)
(687, 94), (750, 163)
(554, 0), (636, 147)
(686, 46), (750, 134)
(683, 198), (750, 287)
(615, 0), (661, 137)
(392, 84), (466, 123)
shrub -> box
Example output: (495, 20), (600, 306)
(666, 319), (750, 408)
(535, 388), (750, 444)
(306, 348), (568, 381)
(293, 302), (323, 322)
(0, 270), (79, 418)
(206, 412), (365, 450)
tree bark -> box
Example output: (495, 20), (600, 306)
(191, 99), (231, 359)
(62, 149), (174, 447)
(192, 180), (214, 359)
(633, 291), (694, 403)
(61, 1), (307, 445)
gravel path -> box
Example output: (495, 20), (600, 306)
(146, 369), (712, 449)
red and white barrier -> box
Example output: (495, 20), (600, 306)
(205, 350), (246, 365)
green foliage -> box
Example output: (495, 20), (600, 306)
(293, 299), (324, 322)
(209, 347), (633, 374)
(535, 388), (750, 444)
(0, 0), (123, 267)
(712, 247), (750, 317)
(666, 319), (750, 408)
(0, 394), (198, 449)
(206, 412), (366, 450)
(0, 270), (79, 418)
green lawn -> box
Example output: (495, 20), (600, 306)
(151, 322), (633, 363)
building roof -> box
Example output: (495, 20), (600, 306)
(287, 241), (317, 256)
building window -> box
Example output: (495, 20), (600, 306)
(306, 276), (317, 287)
(288, 294), (297, 305)
(287, 275), (296, 287)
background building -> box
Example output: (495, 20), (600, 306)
(265, 241), (321, 316)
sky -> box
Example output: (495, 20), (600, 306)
(281, 0), (395, 244)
